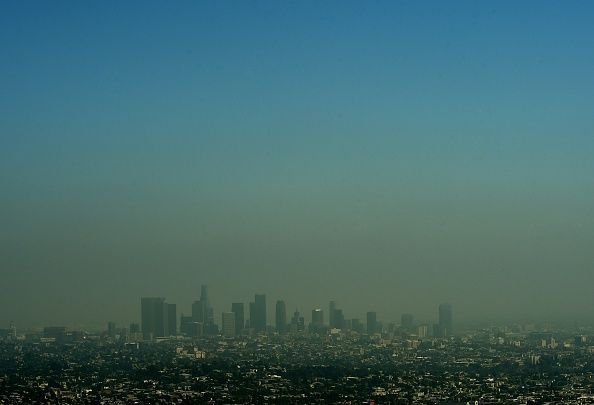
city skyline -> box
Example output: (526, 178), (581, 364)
(2, 1), (594, 329)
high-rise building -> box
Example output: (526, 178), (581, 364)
(401, 314), (414, 333)
(311, 308), (324, 332)
(329, 301), (336, 328)
(201, 285), (209, 307)
(312, 308), (324, 326)
(231, 303), (244, 334)
(167, 304), (177, 336)
(253, 294), (267, 332)
(367, 311), (377, 334)
(417, 324), (429, 338)
(107, 322), (116, 338)
(192, 300), (204, 323)
(248, 302), (255, 329)
(141, 297), (168, 340)
(290, 309), (305, 332)
(275, 300), (287, 334)
(334, 309), (345, 329)
(222, 312), (236, 337)
(438, 303), (453, 338)
(180, 315), (202, 337)
(44, 326), (67, 342)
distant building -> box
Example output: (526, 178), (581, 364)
(231, 303), (245, 334)
(248, 302), (256, 329)
(401, 314), (414, 333)
(129, 323), (140, 334)
(276, 300), (287, 334)
(253, 294), (267, 332)
(141, 297), (168, 340)
(290, 310), (305, 332)
(167, 304), (177, 336)
(107, 322), (117, 338)
(329, 301), (337, 328)
(44, 326), (67, 342)
(417, 324), (429, 338)
(192, 300), (204, 323)
(180, 315), (203, 337)
(311, 308), (324, 332)
(438, 303), (453, 338)
(334, 309), (345, 329)
(351, 319), (364, 333)
(222, 312), (236, 337)
(367, 312), (377, 334)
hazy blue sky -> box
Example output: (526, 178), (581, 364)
(1, 1), (593, 329)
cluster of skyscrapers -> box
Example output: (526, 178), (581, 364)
(140, 285), (454, 339)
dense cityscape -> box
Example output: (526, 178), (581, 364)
(2, 285), (594, 404)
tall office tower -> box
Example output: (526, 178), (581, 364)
(222, 312), (236, 337)
(200, 284), (209, 308)
(366, 311), (378, 334)
(192, 300), (205, 323)
(290, 309), (305, 332)
(167, 304), (177, 336)
(329, 301), (336, 328)
(254, 294), (267, 332)
(334, 309), (345, 329)
(129, 323), (140, 334)
(200, 284), (215, 330)
(141, 297), (168, 340)
(275, 300), (287, 334)
(107, 322), (116, 338)
(351, 318), (364, 333)
(231, 303), (245, 334)
(248, 302), (255, 329)
(311, 308), (324, 332)
(401, 313), (414, 333)
(417, 324), (429, 338)
(438, 303), (453, 338)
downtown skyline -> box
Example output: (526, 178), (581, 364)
(2, 1), (594, 329)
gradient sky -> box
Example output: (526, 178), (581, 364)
(1, 1), (594, 329)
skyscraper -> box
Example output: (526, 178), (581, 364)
(107, 321), (116, 338)
(438, 303), (453, 338)
(191, 300), (204, 323)
(275, 300), (287, 334)
(167, 303), (177, 336)
(254, 294), (267, 332)
(401, 313), (414, 333)
(248, 302), (255, 329)
(231, 303), (244, 334)
(329, 301), (336, 328)
(334, 309), (345, 329)
(141, 297), (167, 340)
(290, 309), (305, 332)
(222, 312), (236, 337)
(366, 311), (377, 334)
(311, 308), (324, 332)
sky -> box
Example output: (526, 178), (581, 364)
(1, 1), (594, 330)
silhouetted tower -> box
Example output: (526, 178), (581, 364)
(254, 294), (267, 332)
(401, 313), (414, 333)
(200, 284), (214, 327)
(367, 311), (377, 334)
(231, 303), (244, 333)
(438, 303), (453, 338)
(167, 303), (177, 336)
(141, 297), (167, 340)
(107, 322), (117, 338)
(222, 312), (236, 337)
(329, 301), (336, 328)
(311, 308), (324, 332)
(276, 300), (287, 333)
